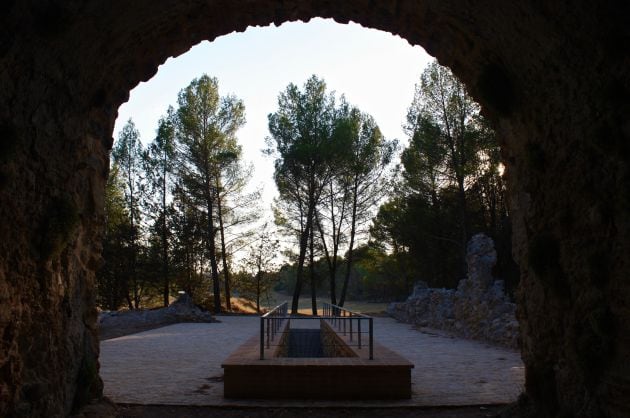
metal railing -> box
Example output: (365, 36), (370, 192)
(259, 301), (373, 360)
(260, 301), (288, 359)
(322, 302), (373, 360)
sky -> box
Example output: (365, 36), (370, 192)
(113, 18), (432, 219)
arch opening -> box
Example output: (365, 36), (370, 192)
(1, 2), (629, 417)
(99, 19), (522, 406)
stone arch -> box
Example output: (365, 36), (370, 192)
(1, 1), (628, 416)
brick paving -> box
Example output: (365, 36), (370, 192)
(100, 316), (524, 406)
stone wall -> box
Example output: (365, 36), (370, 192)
(1, 2), (629, 417)
(272, 322), (291, 358)
(320, 321), (358, 358)
(388, 234), (519, 349)
(98, 294), (215, 340)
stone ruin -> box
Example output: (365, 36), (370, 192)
(388, 234), (519, 348)
(2, 2), (629, 417)
(98, 294), (215, 340)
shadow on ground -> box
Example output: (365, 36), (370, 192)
(116, 405), (506, 418)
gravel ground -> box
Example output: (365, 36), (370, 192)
(100, 316), (524, 407)
(92, 313), (525, 418)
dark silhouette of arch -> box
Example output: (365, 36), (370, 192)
(0, 2), (628, 416)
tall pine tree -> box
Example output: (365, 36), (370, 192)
(175, 75), (245, 313)
(111, 119), (145, 308)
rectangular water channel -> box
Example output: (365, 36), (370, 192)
(279, 318), (357, 358)
(287, 329), (324, 357)
(222, 303), (413, 399)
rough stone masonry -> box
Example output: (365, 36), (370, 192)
(1, 1), (629, 417)
(388, 234), (519, 349)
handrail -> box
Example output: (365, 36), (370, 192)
(260, 302), (288, 359)
(262, 301), (288, 317)
(259, 301), (373, 360)
(322, 302), (371, 318)
(322, 302), (373, 360)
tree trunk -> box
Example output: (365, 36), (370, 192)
(205, 186), (222, 314)
(316, 214), (336, 305)
(132, 281), (140, 309)
(208, 231), (221, 313)
(291, 202), (314, 314)
(489, 182), (497, 235)
(126, 151), (140, 310)
(309, 224), (317, 315)
(130, 208), (137, 310)
(162, 172), (169, 307)
(162, 262), (169, 306)
(125, 289), (133, 310)
(215, 177), (232, 311)
(256, 270), (261, 313)
(457, 174), (468, 275)
(339, 178), (359, 307)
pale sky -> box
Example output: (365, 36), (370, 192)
(113, 18), (432, 213)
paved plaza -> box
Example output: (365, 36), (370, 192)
(100, 316), (524, 406)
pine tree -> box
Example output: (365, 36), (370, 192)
(175, 75), (245, 313)
(111, 119), (145, 308)
(143, 108), (177, 306)
(266, 75), (340, 314)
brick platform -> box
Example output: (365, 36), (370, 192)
(222, 320), (414, 399)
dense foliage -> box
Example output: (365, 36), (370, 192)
(266, 75), (395, 313)
(98, 63), (517, 311)
(98, 75), (258, 311)
(369, 61), (517, 298)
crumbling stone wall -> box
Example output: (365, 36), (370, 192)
(98, 293), (215, 340)
(388, 234), (519, 348)
(1, 1), (629, 417)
